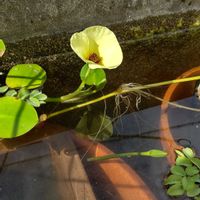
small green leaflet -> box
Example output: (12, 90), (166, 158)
(5, 89), (17, 97)
(0, 86), (8, 93)
(170, 165), (186, 176)
(165, 147), (200, 199)
(167, 183), (184, 196)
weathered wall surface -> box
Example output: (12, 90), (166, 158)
(0, 0), (200, 42)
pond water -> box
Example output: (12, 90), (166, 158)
(1, 12), (200, 200)
(79, 95), (200, 200)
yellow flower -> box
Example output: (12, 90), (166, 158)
(70, 26), (123, 69)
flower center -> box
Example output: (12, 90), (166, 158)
(88, 53), (101, 63)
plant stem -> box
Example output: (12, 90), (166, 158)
(46, 67), (91, 103)
(46, 75), (200, 119)
(87, 150), (167, 162)
(46, 81), (86, 103)
(45, 97), (61, 102)
(88, 152), (140, 161)
(47, 91), (118, 119)
(119, 76), (200, 93)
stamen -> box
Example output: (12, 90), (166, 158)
(89, 53), (101, 63)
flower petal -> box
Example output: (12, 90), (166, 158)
(88, 63), (104, 69)
(70, 26), (123, 69)
(70, 32), (90, 63)
(85, 26), (123, 69)
(99, 41), (123, 69)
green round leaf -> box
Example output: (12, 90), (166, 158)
(175, 150), (185, 157)
(0, 39), (6, 57)
(0, 97), (38, 138)
(186, 184), (200, 197)
(186, 166), (199, 176)
(181, 176), (188, 191)
(182, 147), (195, 158)
(80, 64), (106, 89)
(176, 156), (192, 167)
(167, 183), (184, 196)
(191, 158), (200, 170)
(6, 64), (47, 89)
(18, 88), (30, 100)
(188, 174), (200, 183)
(0, 85), (8, 93)
(5, 89), (17, 97)
(28, 97), (41, 107)
(30, 89), (41, 97)
(36, 93), (47, 101)
(164, 174), (182, 185)
(170, 165), (186, 176)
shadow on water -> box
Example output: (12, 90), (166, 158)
(94, 95), (200, 200)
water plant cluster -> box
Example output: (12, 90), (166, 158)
(2, 25), (200, 199)
(165, 148), (200, 199)
(1, 26), (200, 140)
(0, 26), (123, 138)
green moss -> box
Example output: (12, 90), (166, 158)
(130, 26), (143, 38)
(177, 18), (183, 28)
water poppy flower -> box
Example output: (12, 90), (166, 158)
(70, 26), (123, 69)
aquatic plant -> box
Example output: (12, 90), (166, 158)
(164, 148), (200, 199)
(0, 25), (200, 139)
(0, 25), (200, 141)
(3, 25), (200, 199)
(70, 26), (123, 69)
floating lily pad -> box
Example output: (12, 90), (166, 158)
(6, 64), (46, 89)
(0, 97), (38, 138)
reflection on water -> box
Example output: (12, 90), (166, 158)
(95, 95), (200, 200)
(1, 97), (200, 200)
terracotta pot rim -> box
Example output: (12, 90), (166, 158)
(162, 66), (200, 103)
(160, 66), (200, 165)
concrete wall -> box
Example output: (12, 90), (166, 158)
(0, 1), (200, 125)
(0, 0), (200, 42)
